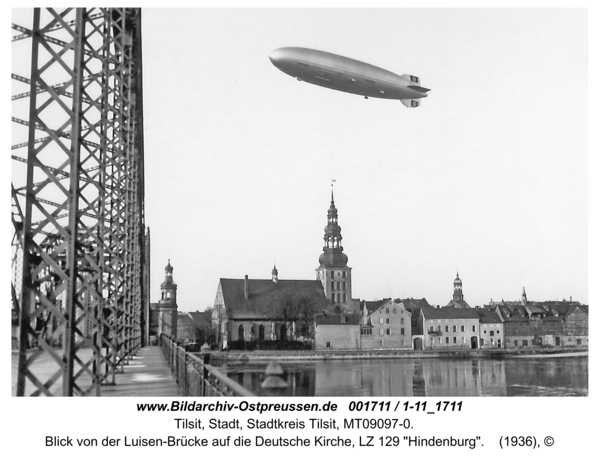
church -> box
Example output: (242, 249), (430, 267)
(211, 190), (355, 350)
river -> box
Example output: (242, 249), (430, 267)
(216, 355), (588, 397)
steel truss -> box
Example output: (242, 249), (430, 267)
(11, 8), (148, 396)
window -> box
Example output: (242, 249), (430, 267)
(380, 318), (384, 324)
(401, 328), (405, 335)
(326, 342), (331, 348)
(461, 325), (465, 332)
(437, 325), (441, 332)
(472, 325), (476, 332)
(490, 330), (495, 337)
(361, 328), (372, 336)
(386, 308), (390, 314)
(462, 337), (465, 343)
(380, 329), (384, 336)
(429, 326), (434, 332)
(514, 340), (518, 347)
(577, 338), (582, 345)
(453, 337), (457, 344)
(445, 326), (449, 332)
(401, 318), (404, 324)
(523, 340), (528, 346)
(386, 318), (390, 324)
(386, 328), (391, 335)
(446, 337), (449, 344)
(342, 271), (346, 278)
(453, 325), (457, 332)
(438, 337), (442, 343)
(491, 338), (494, 345)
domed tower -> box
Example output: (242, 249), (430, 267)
(158, 259), (178, 339)
(160, 259), (177, 304)
(453, 272), (464, 302)
(316, 189), (352, 307)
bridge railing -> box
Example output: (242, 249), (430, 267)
(161, 335), (254, 397)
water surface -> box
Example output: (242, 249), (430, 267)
(217, 356), (588, 397)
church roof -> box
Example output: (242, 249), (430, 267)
(219, 278), (329, 320)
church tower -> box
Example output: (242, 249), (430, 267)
(316, 189), (352, 308)
(158, 260), (178, 339)
(453, 272), (464, 302)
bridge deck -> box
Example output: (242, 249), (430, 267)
(102, 346), (180, 397)
(12, 346), (180, 397)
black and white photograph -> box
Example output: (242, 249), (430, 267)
(7, 4), (597, 454)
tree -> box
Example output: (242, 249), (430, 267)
(277, 293), (320, 342)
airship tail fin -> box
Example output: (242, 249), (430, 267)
(401, 99), (421, 108)
(401, 74), (421, 84)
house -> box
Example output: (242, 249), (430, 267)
(419, 307), (480, 349)
(496, 301), (588, 349)
(477, 308), (504, 348)
(360, 299), (412, 349)
(314, 314), (361, 350)
(176, 313), (197, 345)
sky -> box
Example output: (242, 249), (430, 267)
(7, 7), (591, 313)
(139, 8), (589, 312)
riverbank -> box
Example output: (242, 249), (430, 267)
(208, 347), (588, 362)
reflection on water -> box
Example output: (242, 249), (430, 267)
(218, 356), (587, 397)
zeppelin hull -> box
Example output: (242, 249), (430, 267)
(269, 47), (429, 105)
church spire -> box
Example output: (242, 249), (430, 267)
(316, 185), (352, 307)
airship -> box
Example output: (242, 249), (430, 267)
(269, 47), (430, 107)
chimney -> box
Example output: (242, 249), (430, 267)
(244, 275), (249, 300)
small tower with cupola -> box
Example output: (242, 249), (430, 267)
(156, 260), (178, 340)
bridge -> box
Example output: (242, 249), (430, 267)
(10, 8), (252, 397)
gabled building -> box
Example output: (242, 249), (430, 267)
(212, 270), (329, 350)
(419, 307), (480, 349)
(360, 299), (412, 349)
(477, 308), (504, 348)
(495, 298), (588, 348)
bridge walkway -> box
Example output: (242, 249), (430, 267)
(11, 346), (180, 397)
(102, 346), (180, 397)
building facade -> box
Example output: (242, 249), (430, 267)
(419, 307), (480, 349)
(361, 299), (412, 349)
